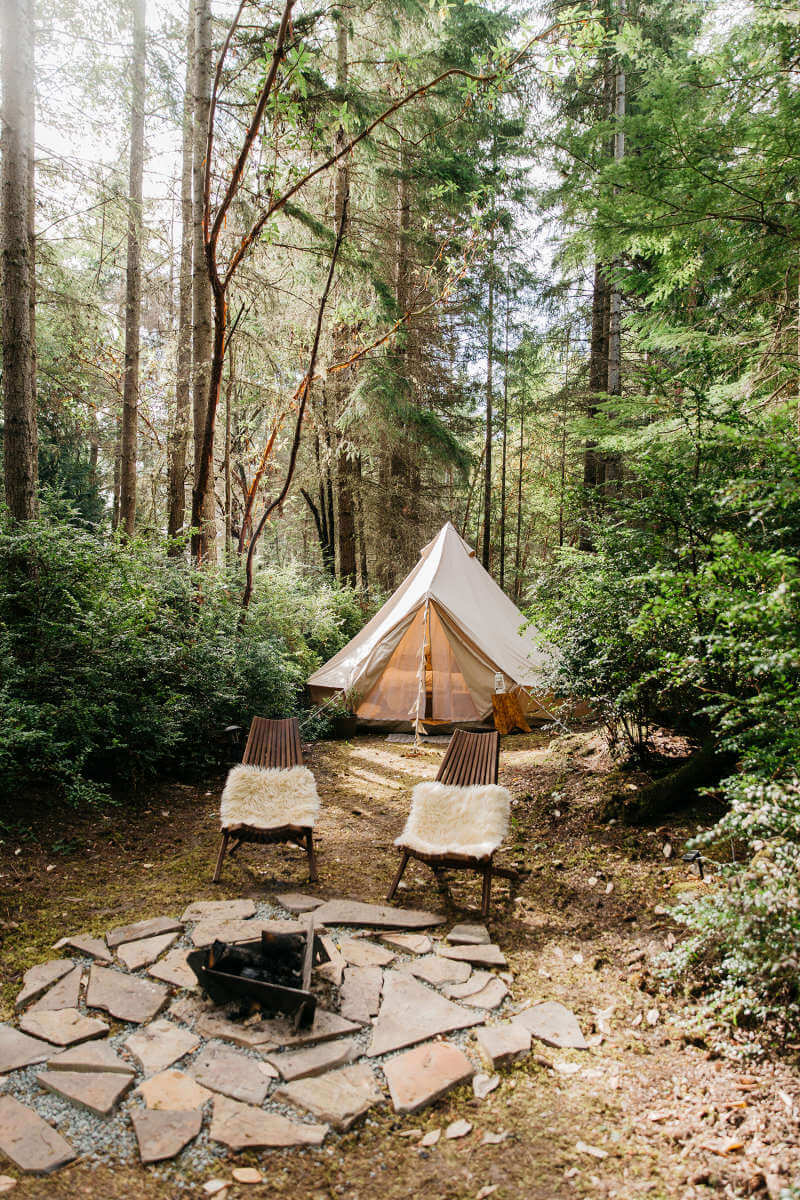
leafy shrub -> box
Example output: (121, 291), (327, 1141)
(0, 505), (365, 808)
(531, 417), (800, 1031)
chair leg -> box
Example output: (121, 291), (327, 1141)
(305, 830), (319, 883)
(213, 832), (229, 884)
(387, 850), (410, 902)
(481, 861), (493, 919)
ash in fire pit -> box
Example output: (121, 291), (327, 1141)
(186, 922), (329, 1028)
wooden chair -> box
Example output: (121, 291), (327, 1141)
(387, 729), (515, 918)
(212, 716), (319, 884)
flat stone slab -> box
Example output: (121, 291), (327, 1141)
(268, 1009), (363, 1049)
(368, 971), (483, 1057)
(53, 934), (112, 963)
(124, 1018), (200, 1075)
(0, 1095), (75, 1174)
(37, 1069), (133, 1116)
(265, 1038), (356, 1082)
(380, 932), (432, 956)
(400, 956), (471, 988)
(443, 971), (494, 1000)
(131, 1108), (202, 1164)
(19, 1008), (108, 1047)
(447, 923), (490, 946)
(147, 947), (198, 990)
(15, 960), (74, 1011)
(275, 893), (325, 914)
(169, 994), (212, 1026)
(116, 932), (180, 971)
(190, 1044), (271, 1105)
(87, 965), (168, 1024)
(47, 1041), (134, 1075)
(460, 977), (509, 1010)
(513, 1001), (588, 1050)
(340, 966), (383, 1023)
(136, 1069), (212, 1111)
(312, 900), (445, 929)
(383, 1042), (474, 1113)
(198, 1007), (362, 1051)
(106, 917), (183, 950)
(0, 1025), (50, 1073)
(476, 1022), (531, 1068)
(315, 936), (345, 987)
(27, 966), (82, 1014)
(277, 1063), (382, 1130)
(440, 944), (507, 967)
(180, 899), (256, 923)
(338, 938), (395, 968)
(209, 1094), (328, 1149)
(196, 1011), (277, 1049)
(191, 917), (305, 948)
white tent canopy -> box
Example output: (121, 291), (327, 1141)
(308, 522), (552, 726)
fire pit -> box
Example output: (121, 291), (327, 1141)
(186, 921), (329, 1028)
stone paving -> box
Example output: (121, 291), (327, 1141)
(0, 896), (589, 1178)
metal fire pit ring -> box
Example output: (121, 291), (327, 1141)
(186, 923), (330, 1028)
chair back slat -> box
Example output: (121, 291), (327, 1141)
(437, 729), (499, 787)
(243, 717), (303, 768)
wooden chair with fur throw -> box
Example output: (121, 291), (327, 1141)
(212, 716), (320, 884)
(386, 729), (514, 918)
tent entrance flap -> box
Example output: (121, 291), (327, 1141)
(356, 601), (482, 723)
(356, 608), (426, 721)
(429, 603), (480, 721)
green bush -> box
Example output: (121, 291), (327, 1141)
(0, 506), (364, 807)
(531, 417), (800, 1031)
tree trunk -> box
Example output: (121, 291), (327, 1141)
(119, 0), (146, 537)
(1, 0), (38, 522)
(499, 279), (509, 589)
(603, 16), (625, 493)
(332, 5), (356, 586)
(482, 226), (495, 570)
(356, 455), (368, 596)
(191, 0), (216, 562)
(167, 3), (194, 550)
(580, 262), (608, 550)
(224, 346), (233, 560)
(514, 361), (525, 599)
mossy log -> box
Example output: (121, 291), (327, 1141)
(600, 739), (735, 825)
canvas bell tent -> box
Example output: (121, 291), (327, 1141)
(308, 522), (553, 728)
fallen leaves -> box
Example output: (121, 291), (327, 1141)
(473, 1072), (500, 1099)
(446, 1119), (473, 1140)
(481, 1130), (510, 1146)
(575, 1140), (608, 1159)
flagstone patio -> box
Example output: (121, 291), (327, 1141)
(0, 894), (587, 1178)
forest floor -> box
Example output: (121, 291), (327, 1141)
(1, 727), (799, 1200)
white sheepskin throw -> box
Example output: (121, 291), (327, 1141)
(220, 765), (320, 831)
(396, 781), (511, 860)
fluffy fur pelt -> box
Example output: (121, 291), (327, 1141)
(396, 781), (511, 859)
(220, 765), (320, 831)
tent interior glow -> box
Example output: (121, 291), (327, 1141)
(308, 523), (553, 729)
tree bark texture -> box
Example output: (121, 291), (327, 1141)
(1, 0), (38, 521)
(167, 2), (195, 549)
(191, 0), (216, 561)
(332, 5), (356, 586)
(119, 0), (146, 537)
(482, 226), (494, 570)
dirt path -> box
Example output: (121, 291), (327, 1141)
(1, 729), (798, 1199)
